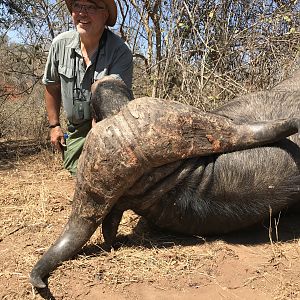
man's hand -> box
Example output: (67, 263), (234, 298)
(50, 126), (65, 152)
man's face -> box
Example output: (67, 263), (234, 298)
(72, 0), (109, 37)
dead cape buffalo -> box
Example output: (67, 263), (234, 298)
(30, 73), (300, 288)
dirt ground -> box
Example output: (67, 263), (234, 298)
(1, 143), (300, 300)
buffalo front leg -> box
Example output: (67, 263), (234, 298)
(102, 207), (124, 247)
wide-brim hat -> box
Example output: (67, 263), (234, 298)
(65, 0), (117, 27)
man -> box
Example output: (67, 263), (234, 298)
(43, 0), (133, 175)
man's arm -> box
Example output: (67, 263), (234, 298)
(45, 84), (65, 151)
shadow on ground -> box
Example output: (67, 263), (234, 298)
(0, 139), (50, 171)
(81, 210), (300, 258)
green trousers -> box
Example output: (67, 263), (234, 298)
(63, 121), (92, 176)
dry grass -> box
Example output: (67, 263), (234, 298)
(0, 146), (300, 299)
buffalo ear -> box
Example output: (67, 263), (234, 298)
(91, 77), (133, 123)
(91, 80), (104, 122)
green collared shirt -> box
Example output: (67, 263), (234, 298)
(42, 29), (133, 121)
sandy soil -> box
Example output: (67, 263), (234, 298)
(0, 145), (300, 300)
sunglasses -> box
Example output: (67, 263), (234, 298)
(72, 2), (106, 14)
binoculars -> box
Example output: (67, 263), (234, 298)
(71, 100), (91, 124)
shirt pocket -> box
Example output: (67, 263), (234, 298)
(58, 65), (74, 118)
(58, 65), (74, 81)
